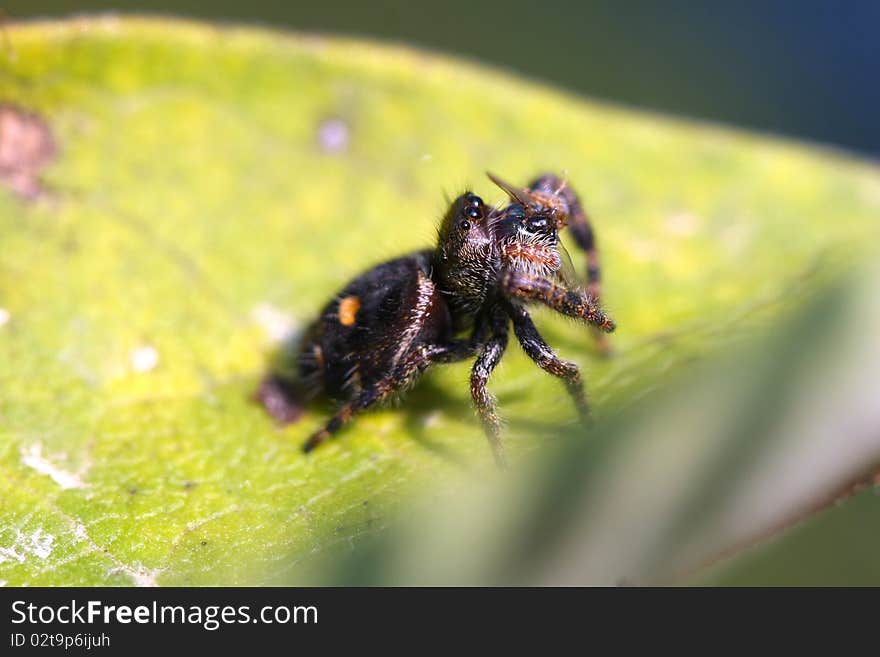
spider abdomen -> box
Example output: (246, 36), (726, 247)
(297, 250), (453, 401)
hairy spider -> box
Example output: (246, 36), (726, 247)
(256, 173), (615, 467)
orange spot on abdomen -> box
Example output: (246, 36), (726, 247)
(338, 295), (360, 326)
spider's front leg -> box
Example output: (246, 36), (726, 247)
(529, 173), (612, 354)
(469, 306), (510, 469)
(505, 301), (589, 424)
(528, 173), (602, 300)
(500, 269), (616, 333)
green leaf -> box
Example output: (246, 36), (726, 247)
(1, 17), (878, 585)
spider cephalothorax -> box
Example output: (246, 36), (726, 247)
(257, 172), (615, 467)
(434, 192), (496, 330)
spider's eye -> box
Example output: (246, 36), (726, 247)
(526, 215), (550, 232)
(464, 194), (484, 221)
(458, 219), (471, 231)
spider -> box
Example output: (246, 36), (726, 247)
(256, 173), (615, 467)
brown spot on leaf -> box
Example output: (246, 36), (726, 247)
(338, 295), (360, 326)
(0, 104), (56, 200)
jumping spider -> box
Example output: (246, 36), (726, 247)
(257, 172), (615, 467)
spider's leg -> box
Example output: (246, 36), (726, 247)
(469, 306), (510, 469)
(506, 301), (589, 424)
(302, 314), (490, 452)
(500, 269), (616, 333)
(302, 346), (430, 452)
(528, 173), (602, 299)
(425, 336), (482, 364)
(529, 174), (611, 354)
(426, 311), (496, 364)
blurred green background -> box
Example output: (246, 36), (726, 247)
(10, 1), (880, 157)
